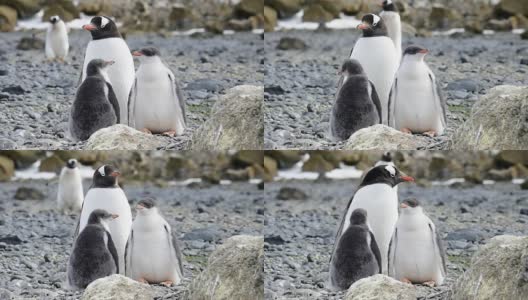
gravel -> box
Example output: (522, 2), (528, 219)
(264, 179), (528, 299)
(0, 31), (264, 149)
(264, 30), (528, 149)
(0, 180), (263, 299)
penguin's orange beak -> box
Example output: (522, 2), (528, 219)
(111, 214), (119, 219)
(82, 24), (97, 31)
(132, 51), (143, 57)
(357, 23), (370, 30)
(110, 171), (120, 177)
(399, 172), (415, 182)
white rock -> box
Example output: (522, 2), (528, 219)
(84, 124), (164, 150)
(343, 124), (429, 150)
(81, 274), (154, 300)
(345, 274), (416, 300)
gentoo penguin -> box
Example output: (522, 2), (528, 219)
(78, 165), (132, 274)
(128, 47), (187, 137)
(388, 199), (447, 286)
(57, 159), (84, 213)
(81, 16), (134, 124)
(389, 46), (447, 137)
(329, 209), (382, 290)
(375, 151), (395, 167)
(45, 15), (69, 62)
(70, 59), (120, 141)
(68, 209), (119, 289)
(125, 199), (184, 286)
(380, 1), (402, 60)
(350, 14), (399, 125)
(330, 164), (414, 274)
(330, 59), (382, 141)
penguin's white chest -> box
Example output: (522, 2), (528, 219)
(134, 66), (184, 133)
(351, 37), (399, 124)
(83, 38), (135, 124)
(394, 63), (443, 133)
(129, 215), (181, 283)
(57, 168), (83, 211)
(46, 24), (69, 59)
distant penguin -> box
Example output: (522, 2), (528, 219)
(81, 16), (134, 124)
(78, 165), (132, 274)
(57, 159), (83, 213)
(389, 46), (447, 137)
(70, 59), (120, 141)
(68, 209), (119, 289)
(330, 208), (382, 290)
(125, 199), (184, 286)
(380, 0), (402, 60)
(388, 199), (447, 286)
(330, 164), (414, 274)
(128, 47), (186, 137)
(45, 15), (69, 62)
(350, 14), (399, 125)
(374, 151), (395, 167)
(330, 59), (382, 141)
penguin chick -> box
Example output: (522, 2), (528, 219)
(68, 209), (119, 289)
(125, 198), (184, 287)
(128, 47), (186, 137)
(45, 15), (69, 62)
(330, 208), (382, 290)
(69, 59), (120, 141)
(388, 199), (447, 287)
(330, 59), (382, 141)
(390, 45), (447, 137)
(57, 159), (83, 213)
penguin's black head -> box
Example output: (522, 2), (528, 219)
(403, 45), (429, 56)
(360, 165), (414, 188)
(49, 15), (60, 25)
(358, 14), (387, 37)
(340, 59), (364, 76)
(93, 165), (120, 188)
(132, 47), (161, 57)
(381, 152), (392, 163)
(83, 16), (121, 40)
(88, 209), (118, 225)
(137, 198), (156, 210)
(401, 198), (420, 208)
(66, 159), (78, 169)
(382, 0), (397, 12)
(86, 59), (115, 77)
(350, 208), (367, 225)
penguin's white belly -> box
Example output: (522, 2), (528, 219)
(79, 188), (132, 273)
(130, 225), (179, 283)
(134, 79), (181, 133)
(342, 184), (398, 273)
(394, 228), (442, 283)
(57, 174), (83, 211)
(82, 38), (135, 124)
(394, 75), (443, 133)
(351, 37), (399, 124)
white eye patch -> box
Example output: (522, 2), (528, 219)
(100, 17), (109, 28)
(98, 165), (106, 176)
(385, 165), (396, 176)
(372, 14), (380, 26)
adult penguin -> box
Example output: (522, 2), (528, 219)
(81, 16), (134, 124)
(380, 0), (402, 60)
(330, 164), (414, 274)
(350, 14), (399, 125)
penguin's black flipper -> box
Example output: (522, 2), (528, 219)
(106, 83), (120, 124)
(370, 81), (383, 124)
(388, 228), (398, 276)
(169, 73), (187, 126)
(127, 78), (137, 128)
(388, 78), (397, 127)
(429, 223), (447, 277)
(429, 73), (447, 127)
(124, 230), (132, 275)
(106, 230), (119, 274)
(165, 225), (184, 277)
(369, 231), (382, 274)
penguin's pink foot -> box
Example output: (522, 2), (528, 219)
(401, 278), (412, 284)
(423, 280), (436, 287)
(162, 130), (176, 137)
(138, 278), (148, 284)
(401, 128), (412, 134)
(423, 130), (437, 137)
(160, 280), (173, 287)
(141, 128), (152, 134)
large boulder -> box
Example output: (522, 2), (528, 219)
(0, 0), (39, 19)
(84, 125), (165, 150)
(0, 5), (17, 32)
(499, 0), (528, 17)
(77, 0), (112, 15)
(452, 235), (528, 300)
(42, 0), (80, 22)
(264, 6), (277, 32)
(302, 4), (334, 23)
(188, 235), (264, 300)
(452, 86), (528, 150)
(264, 0), (303, 18)
(192, 85), (263, 150)
(81, 274), (155, 300)
(0, 156), (15, 182)
(345, 274), (416, 300)
(343, 125), (429, 150)
(236, 0), (264, 17)
(38, 155), (65, 174)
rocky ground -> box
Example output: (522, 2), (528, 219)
(264, 179), (528, 299)
(264, 30), (528, 150)
(0, 30), (263, 150)
(0, 179), (263, 299)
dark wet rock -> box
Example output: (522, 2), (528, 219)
(276, 187), (307, 200)
(0, 235), (22, 245)
(185, 79), (224, 92)
(183, 227), (222, 242)
(446, 228), (487, 243)
(16, 36), (44, 50)
(2, 85), (26, 95)
(277, 37), (307, 50)
(446, 79), (479, 92)
(14, 187), (46, 200)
